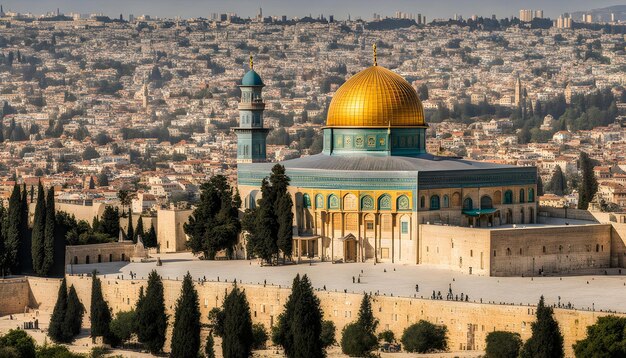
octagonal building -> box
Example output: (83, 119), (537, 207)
(237, 62), (538, 267)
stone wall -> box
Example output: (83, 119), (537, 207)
(0, 278), (29, 316)
(65, 242), (136, 266)
(2, 275), (621, 357)
(157, 209), (192, 253)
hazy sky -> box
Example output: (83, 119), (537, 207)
(2, 0), (623, 20)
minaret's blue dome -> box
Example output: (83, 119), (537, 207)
(241, 70), (264, 86)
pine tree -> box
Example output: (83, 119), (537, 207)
(0, 203), (7, 277)
(31, 182), (46, 275)
(221, 284), (253, 358)
(5, 185), (21, 274)
(42, 187), (55, 276)
(276, 193), (293, 262)
(63, 284), (84, 340)
(48, 278), (67, 343)
(90, 271), (111, 340)
(171, 272), (201, 358)
(291, 275), (324, 358)
(341, 293), (378, 356)
(126, 208), (134, 243)
(145, 223), (157, 248)
(520, 296), (564, 358)
(97, 171), (109, 187)
(99, 206), (120, 239)
(88, 176), (95, 190)
(578, 152), (598, 210)
(547, 166), (566, 196)
(537, 174), (544, 197)
(136, 270), (167, 354)
(135, 216), (144, 243)
(205, 333), (216, 358)
(18, 183), (31, 273)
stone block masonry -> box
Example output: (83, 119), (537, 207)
(0, 276), (613, 357)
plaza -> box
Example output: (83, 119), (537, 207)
(71, 252), (626, 313)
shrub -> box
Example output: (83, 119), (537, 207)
(320, 320), (336, 348)
(341, 322), (377, 357)
(485, 331), (522, 358)
(401, 320), (448, 353)
(378, 330), (395, 343)
(0, 329), (36, 358)
(109, 310), (137, 346)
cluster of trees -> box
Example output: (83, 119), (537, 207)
(243, 164), (294, 264)
(184, 175), (241, 259)
(0, 184), (65, 277)
(48, 278), (84, 343)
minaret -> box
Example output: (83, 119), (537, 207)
(234, 56), (269, 164)
(142, 79), (149, 109)
(514, 74), (523, 107)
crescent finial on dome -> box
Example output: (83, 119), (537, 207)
(249, 55), (254, 70)
(373, 43), (377, 66)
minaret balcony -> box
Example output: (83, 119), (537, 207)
(238, 102), (266, 110)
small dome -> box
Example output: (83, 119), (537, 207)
(326, 66), (425, 128)
(241, 70), (264, 86)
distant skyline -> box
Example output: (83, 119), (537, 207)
(2, 0), (624, 21)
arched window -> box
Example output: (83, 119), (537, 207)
(328, 194), (340, 209)
(463, 197), (473, 210)
(397, 196), (410, 210)
(360, 195), (374, 211)
(480, 195), (493, 209)
(506, 248), (511, 256)
(519, 189), (525, 203)
(528, 188), (535, 203)
(303, 194), (311, 208)
(430, 195), (440, 210)
(378, 195), (391, 210)
(420, 196), (426, 209)
(504, 190), (513, 204)
(315, 194), (324, 209)
(442, 195), (449, 208)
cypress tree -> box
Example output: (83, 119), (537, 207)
(256, 179), (278, 263)
(276, 193), (293, 262)
(205, 333), (216, 358)
(145, 223), (157, 248)
(63, 284), (84, 340)
(42, 187), (55, 276)
(221, 284), (253, 358)
(520, 296), (564, 358)
(31, 182), (46, 275)
(136, 270), (167, 354)
(18, 183), (31, 273)
(274, 274), (301, 357)
(126, 208), (134, 243)
(341, 293), (378, 356)
(48, 277), (68, 343)
(547, 166), (566, 196)
(0, 203), (7, 278)
(578, 152), (598, 210)
(6, 185), (21, 274)
(90, 271), (112, 340)
(171, 272), (201, 358)
(135, 216), (144, 243)
(99, 206), (120, 239)
(291, 275), (324, 358)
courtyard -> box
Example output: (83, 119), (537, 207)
(70, 252), (626, 313)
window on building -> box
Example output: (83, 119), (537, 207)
(519, 189), (525, 203)
(443, 195), (449, 208)
(463, 197), (473, 210)
(480, 195), (493, 209)
(401, 221), (409, 234)
(366, 222), (374, 230)
(420, 196), (425, 208)
(528, 188), (535, 203)
(430, 195), (440, 210)
(504, 190), (513, 204)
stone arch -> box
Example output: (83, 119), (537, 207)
(399, 214), (411, 236)
(528, 188), (535, 203)
(420, 196), (426, 208)
(397, 195), (410, 210)
(343, 193), (358, 211)
(519, 189), (525, 203)
(493, 190), (502, 205)
(378, 194), (392, 210)
(442, 195), (449, 208)
(463, 197), (473, 210)
(451, 192), (461, 207)
(360, 195), (375, 211)
(480, 195), (493, 209)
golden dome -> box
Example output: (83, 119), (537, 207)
(326, 65), (425, 128)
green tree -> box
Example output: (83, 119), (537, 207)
(171, 272), (201, 358)
(5, 185), (22, 274)
(145, 223), (157, 248)
(221, 284), (253, 358)
(520, 296), (564, 358)
(252, 323), (269, 350)
(63, 285), (84, 341)
(292, 275), (324, 357)
(36, 344), (84, 357)
(82, 146), (100, 160)
(272, 165), (293, 262)
(42, 187), (55, 276)
(90, 271), (112, 341)
(97, 171), (109, 187)
(320, 321), (336, 348)
(135, 217), (144, 243)
(401, 320), (448, 353)
(31, 182), (46, 275)
(18, 184), (30, 273)
(48, 278), (68, 343)
(273, 274), (300, 356)
(109, 310), (137, 346)
(0, 204), (8, 278)
(0, 329), (36, 358)
(126, 208), (134, 243)
(341, 294), (378, 356)
(578, 152), (598, 210)
(136, 270), (168, 354)
(573, 315), (626, 357)
(205, 334), (216, 358)
(184, 175), (241, 259)
(485, 331), (522, 358)
(98, 206), (119, 239)
(418, 83), (429, 100)
(546, 166), (567, 196)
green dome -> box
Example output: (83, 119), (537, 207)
(241, 70), (264, 86)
